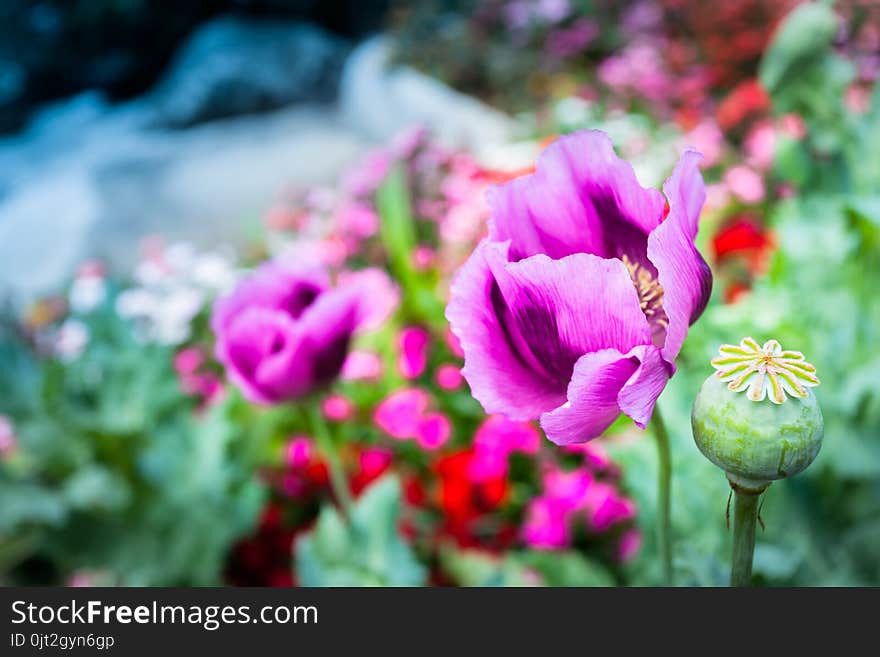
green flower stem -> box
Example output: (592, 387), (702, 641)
(730, 489), (760, 587)
(306, 403), (354, 521)
(651, 406), (674, 586)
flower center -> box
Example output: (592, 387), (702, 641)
(621, 255), (668, 342)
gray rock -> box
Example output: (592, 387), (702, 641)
(339, 37), (517, 152)
(0, 94), (370, 300)
(149, 16), (351, 128)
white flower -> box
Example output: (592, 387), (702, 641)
(115, 288), (158, 319)
(191, 252), (236, 293)
(55, 319), (89, 362)
(152, 287), (204, 345)
(69, 275), (107, 314)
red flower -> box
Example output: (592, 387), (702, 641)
(434, 449), (510, 547)
(716, 79), (770, 130)
(713, 215), (774, 263)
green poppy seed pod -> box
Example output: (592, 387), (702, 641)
(691, 337), (824, 493)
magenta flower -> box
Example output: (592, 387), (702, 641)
(212, 260), (379, 404)
(522, 496), (571, 550)
(415, 412), (452, 450)
(341, 349), (383, 381)
(373, 388), (431, 440)
(285, 435), (313, 470)
(584, 482), (637, 532)
(321, 394), (354, 422)
(398, 326), (430, 379)
(447, 130), (712, 445)
(469, 415), (541, 481)
(616, 528), (643, 563)
(435, 363), (464, 391)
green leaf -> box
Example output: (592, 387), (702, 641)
(375, 165), (444, 324)
(759, 2), (838, 93)
(514, 550), (616, 587)
(295, 476), (426, 586)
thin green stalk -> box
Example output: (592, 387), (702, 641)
(306, 403), (354, 520)
(730, 490), (759, 587)
(651, 406), (674, 586)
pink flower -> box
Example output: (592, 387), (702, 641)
(467, 447), (509, 482)
(359, 447), (394, 479)
(335, 202), (379, 239)
(744, 121), (776, 171)
(545, 19), (598, 59)
(780, 113), (807, 140)
(435, 364), (464, 391)
(374, 388), (431, 440)
(343, 149), (392, 197)
(212, 260), (378, 404)
(337, 268), (400, 332)
(845, 84), (870, 114)
(562, 441), (616, 471)
(322, 394), (354, 422)
(416, 412), (452, 450)
(685, 120), (724, 168)
(398, 326), (430, 379)
(724, 165), (765, 204)
(67, 572), (98, 587)
(341, 350), (383, 381)
(412, 246), (435, 271)
(446, 131), (711, 445)
(584, 483), (637, 532)
(0, 415), (17, 457)
(522, 497), (571, 549)
(616, 528), (643, 562)
(475, 415), (541, 455)
(174, 347), (203, 377)
(582, 443), (617, 474)
(543, 467), (593, 510)
(285, 435), (313, 469)
(469, 416), (541, 480)
(705, 182), (732, 212)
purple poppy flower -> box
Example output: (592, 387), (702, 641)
(446, 130), (712, 445)
(212, 260), (384, 405)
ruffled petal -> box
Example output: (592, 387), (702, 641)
(219, 307), (311, 404)
(298, 286), (362, 386)
(539, 349), (640, 445)
(487, 130), (666, 262)
(446, 240), (567, 421)
(647, 148), (713, 365)
(211, 260), (328, 335)
(491, 251), (652, 382)
(540, 344), (671, 445)
(617, 344), (671, 428)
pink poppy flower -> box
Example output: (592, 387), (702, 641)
(446, 130), (712, 445)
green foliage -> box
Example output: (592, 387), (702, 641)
(439, 546), (615, 586)
(760, 2), (880, 195)
(0, 308), (267, 585)
(759, 2), (839, 95)
(295, 476), (427, 586)
(376, 166), (445, 325)
(609, 190), (880, 586)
